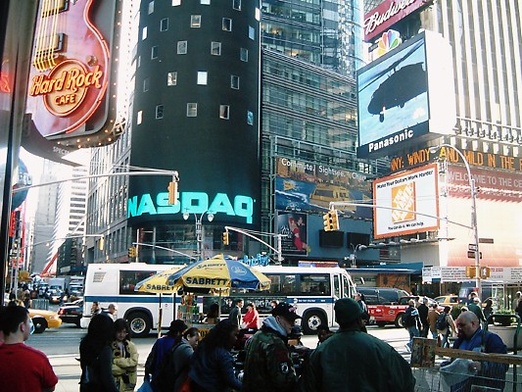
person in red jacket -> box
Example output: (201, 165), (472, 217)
(0, 305), (58, 391)
(242, 302), (261, 330)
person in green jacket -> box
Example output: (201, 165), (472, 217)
(299, 298), (415, 392)
(242, 302), (302, 392)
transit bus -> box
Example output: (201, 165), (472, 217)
(81, 262), (357, 337)
(80, 263), (182, 337)
(209, 264), (357, 334)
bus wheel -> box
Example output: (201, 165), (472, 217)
(127, 311), (151, 338)
(302, 311), (325, 335)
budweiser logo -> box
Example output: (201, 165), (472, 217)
(364, 0), (418, 37)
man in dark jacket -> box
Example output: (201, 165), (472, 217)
(417, 297), (429, 338)
(442, 311), (508, 392)
(300, 298), (415, 392)
(228, 298), (243, 328)
(403, 299), (420, 353)
(242, 302), (301, 392)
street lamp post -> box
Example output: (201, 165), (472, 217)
(346, 244), (367, 267)
(183, 210), (214, 260)
(430, 143), (481, 297)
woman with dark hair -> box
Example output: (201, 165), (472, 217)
(205, 303), (220, 324)
(79, 314), (118, 391)
(111, 318), (138, 392)
(188, 319), (242, 392)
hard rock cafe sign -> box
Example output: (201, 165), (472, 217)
(29, 59), (103, 117)
(364, 0), (433, 42)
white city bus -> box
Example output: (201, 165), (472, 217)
(80, 263), (186, 337)
(204, 265), (357, 334)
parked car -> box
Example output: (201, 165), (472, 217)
(28, 308), (62, 333)
(57, 301), (83, 327)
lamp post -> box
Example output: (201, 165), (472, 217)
(430, 143), (480, 297)
(183, 210), (214, 260)
(346, 244), (367, 267)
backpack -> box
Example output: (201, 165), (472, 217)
(436, 313), (448, 330)
(152, 342), (183, 392)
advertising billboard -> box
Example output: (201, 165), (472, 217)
(357, 31), (455, 158)
(276, 212), (309, 256)
(373, 163), (439, 238)
(443, 165), (522, 267)
(25, 0), (122, 147)
(274, 157), (372, 219)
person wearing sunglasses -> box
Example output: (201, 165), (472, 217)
(0, 305), (58, 391)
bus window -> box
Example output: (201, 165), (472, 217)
(333, 275), (340, 298)
(300, 274), (330, 295)
(119, 270), (156, 295)
(342, 274), (351, 298)
(267, 275), (282, 293)
(282, 275), (297, 294)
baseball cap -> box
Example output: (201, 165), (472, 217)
(272, 302), (301, 321)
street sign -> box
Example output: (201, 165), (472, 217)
(467, 251), (482, 259)
(468, 244), (478, 251)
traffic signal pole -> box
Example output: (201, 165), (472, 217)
(224, 226), (286, 264)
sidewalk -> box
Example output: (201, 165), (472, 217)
(50, 348), (149, 391)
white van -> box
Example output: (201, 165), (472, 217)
(80, 263), (181, 337)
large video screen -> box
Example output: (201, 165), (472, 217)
(357, 31), (455, 158)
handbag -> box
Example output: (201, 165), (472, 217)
(137, 377), (154, 392)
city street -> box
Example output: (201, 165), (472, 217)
(27, 323), (412, 391)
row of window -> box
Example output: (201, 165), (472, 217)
(148, 41), (249, 61)
(148, 0), (242, 14)
(143, 16), (255, 40)
(143, 72), (242, 91)
(136, 106), (254, 124)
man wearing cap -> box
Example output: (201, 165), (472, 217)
(242, 302), (301, 392)
(467, 297), (486, 324)
(417, 297), (429, 338)
(300, 298), (415, 392)
(144, 319), (188, 383)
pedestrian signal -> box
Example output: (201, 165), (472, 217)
(323, 210), (340, 231)
(222, 232), (229, 246)
(480, 266), (491, 279)
(167, 181), (178, 205)
(465, 266), (476, 278)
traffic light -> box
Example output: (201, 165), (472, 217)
(128, 246), (136, 258)
(222, 231), (229, 246)
(466, 266), (477, 278)
(167, 181), (178, 205)
(323, 209), (340, 231)
(480, 266), (491, 279)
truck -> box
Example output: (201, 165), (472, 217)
(47, 277), (66, 292)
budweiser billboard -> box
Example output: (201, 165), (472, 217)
(364, 0), (434, 42)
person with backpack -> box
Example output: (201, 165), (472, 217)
(436, 306), (456, 349)
(153, 327), (200, 392)
(402, 299), (420, 353)
(144, 319), (188, 391)
(427, 303), (440, 339)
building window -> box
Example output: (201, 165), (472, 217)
(247, 110), (253, 125)
(222, 18), (232, 32)
(155, 105), (164, 119)
(142, 27), (148, 40)
(249, 26), (255, 40)
(143, 78), (149, 92)
(151, 46), (158, 59)
(211, 42), (221, 56)
(220, 105), (230, 120)
(177, 41), (187, 54)
(197, 71), (207, 85)
(148, 1), (154, 14)
(187, 103), (198, 117)
(137, 110), (143, 125)
(231, 75), (239, 89)
(233, 0), (241, 11)
(191, 15), (201, 28)
(160, 18), (169, 31)
(172, 0), (181, 5)
(167, 71), (177, 86)
(201, 0), (210, 4)
(137, 55), (141, 68)
(240, 48), (248, 62)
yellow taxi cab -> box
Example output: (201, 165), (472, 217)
(28, 308), (62, 333)
(434, 295), (460, 307)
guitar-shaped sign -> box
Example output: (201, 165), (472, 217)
(26, 0), (110, 138)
